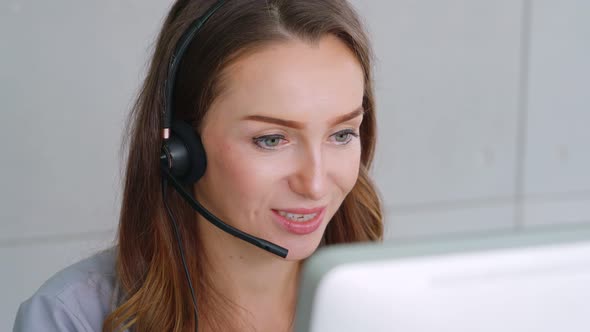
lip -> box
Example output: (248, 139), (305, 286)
(272, 206), (327, 235)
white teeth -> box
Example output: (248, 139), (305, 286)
(278, 211), (317, 222)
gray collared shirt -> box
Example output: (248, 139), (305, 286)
(13, 247), (123, 332)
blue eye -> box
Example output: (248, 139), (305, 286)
(253, 134), (286, 150)
(331, 129), (359, 145)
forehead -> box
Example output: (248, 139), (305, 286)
(210, 34), (365, 122)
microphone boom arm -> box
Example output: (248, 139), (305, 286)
(161, 166), (289, 258)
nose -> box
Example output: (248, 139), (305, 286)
(288, 145), (329, 201)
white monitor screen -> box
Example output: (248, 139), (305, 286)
(295, 225), (590, 332)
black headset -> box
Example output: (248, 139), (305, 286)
(159, 0), (287, 257)
(158, 0), (288, 329)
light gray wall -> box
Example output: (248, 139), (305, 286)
(1, 1), (172, 328)
(1, 0), (589, 329)
(352, 0), (590, 238)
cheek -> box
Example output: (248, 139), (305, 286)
(209, 143), (253, 196)
(331, 146), (362, 195)
(207, 142), (279, 205)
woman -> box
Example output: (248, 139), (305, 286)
(14, 0), (383, 331)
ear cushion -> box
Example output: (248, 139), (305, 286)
(170, 120), (207, 184)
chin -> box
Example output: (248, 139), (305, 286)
(281, 233), (326, 261)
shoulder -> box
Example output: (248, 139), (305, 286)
(13, 247), (121, 332)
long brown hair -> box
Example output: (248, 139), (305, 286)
(104, 0), (383, 331)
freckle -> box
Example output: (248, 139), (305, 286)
(239, 256), (244, 260)
(229, 255), (234, 259)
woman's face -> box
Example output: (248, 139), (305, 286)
(195, 34), (365, 260)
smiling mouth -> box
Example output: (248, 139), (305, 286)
(271, 207), (327, 235)
(276, 210), (318, 222)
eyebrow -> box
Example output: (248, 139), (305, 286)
(242, 106), (365, 129)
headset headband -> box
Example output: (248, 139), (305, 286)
(162, 0), (226, 139)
